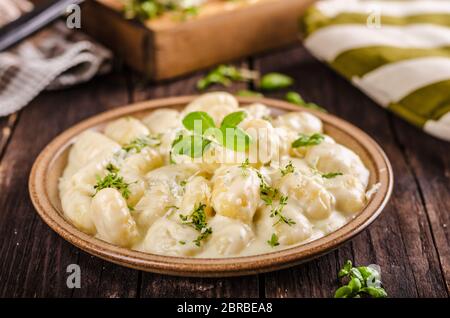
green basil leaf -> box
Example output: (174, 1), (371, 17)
(357, 266), (381, 282)
(171, 134), (211, 158)
(350, 268), (364, 282)
(361, 286), (388, 298)
(334, 286), (353, 298)
(304, 102), (327, 112)
(285, 91), (305, 105)
(260, 73), (294, 91)
(291, 133), (324, 148)
(348, 277), (362, 293)
(338, 260), (353, 278)
(221, 111), (247, 128)
(182, 111), (216, 134)
(220, 126), (251, 152)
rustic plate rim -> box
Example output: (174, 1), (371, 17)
(29, 96), (393, 277)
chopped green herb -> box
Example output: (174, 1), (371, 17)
(122, 135), (161, 153)
(94, 172), (131, 200)
(106, 163), (119, 173)
(240, 158), (250, 169)
(193, 227), (213, 247)
(267, 233), (280, 247)
(179, 203), (212, 247)
(270, 195), (295, 226)
(280, 161), (295, 177)
(291, 133), (324, 148)
(256, 171), (278, 206)
(179, 240), (186, 245)
(259, 73), (293, 91)
(334, 260), (388, 298)
(322, 172), (343, 179)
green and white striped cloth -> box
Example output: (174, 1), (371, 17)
(300, 0), (450, 141)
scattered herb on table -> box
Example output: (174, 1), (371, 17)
(267, 233), (280, 247)
(124, 0), (199, 21)
(291, 133), (324, 148)
(334, 260), (388, 298)
(179, 203), (212, 247)
(197, 65), (258, 90)
(322, 172), (343, 179)
(285, 91), (327, 112)
(259, 73), (294, 91)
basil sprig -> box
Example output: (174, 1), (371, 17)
(334, 260), (388, 298)
(291, 133), (324, 148)
(285, 91), (327, 112)
(171, 111), (252, 160)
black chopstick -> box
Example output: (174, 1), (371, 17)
(0, 0), (84, 52)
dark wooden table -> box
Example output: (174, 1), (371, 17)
(0, 44), (448, 298)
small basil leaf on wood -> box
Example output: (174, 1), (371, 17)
(260, 73), (294, 91)
(334, 286), (353, 298)
(348, 277), (362, 293)
(285, 91), (305, 105)
(338, 260), (353, 278)
(360, 287), (388, 298)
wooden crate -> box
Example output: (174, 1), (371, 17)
(82, 0), (314, 80)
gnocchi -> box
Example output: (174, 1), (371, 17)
(59, 92), (372, 258)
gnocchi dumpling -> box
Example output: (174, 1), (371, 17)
(91, 188), (140, 247)
(142, 109), (181, 135)
(277, 173), (334, 220)
(133, 183), (174, 232)
(274, 111), (323, 134)
(64, 130), (120, 178)
(183, 92), (238, 126)
(205, 215), (254, 256)
(324, 174), (366, 213)
(104, 117), (150, 145)
(211, 165), (260, 223)
(241, 119), (280, 165)
(241, 103), (271, 122)
(60, 188), (96, 234)
(305, 142), (370, 187)
(179, 176), (213, 216)
(257, 204), (313, 246)
(140, 217), (203, 257)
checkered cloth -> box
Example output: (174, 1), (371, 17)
(0, 0), (112, 117)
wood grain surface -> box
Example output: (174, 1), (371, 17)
(0, 44), (448, 298)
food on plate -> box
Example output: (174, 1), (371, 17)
(59, 92), (371, 258)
